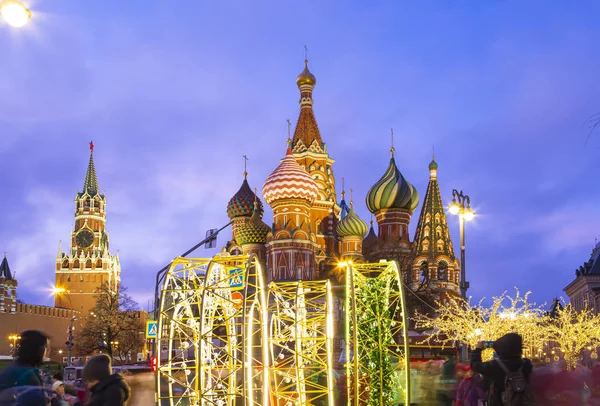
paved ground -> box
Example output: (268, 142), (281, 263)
(126, 373), (155, 406)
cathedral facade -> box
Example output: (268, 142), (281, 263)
(224, 60), (461, 304)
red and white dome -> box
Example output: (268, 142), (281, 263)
(262, 150), (319, 205)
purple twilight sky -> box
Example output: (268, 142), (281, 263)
(1, 1), (599, 310)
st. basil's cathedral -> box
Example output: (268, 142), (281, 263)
(224, 59), (461, 306)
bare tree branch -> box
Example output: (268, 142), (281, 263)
(75, 283), (145, 362)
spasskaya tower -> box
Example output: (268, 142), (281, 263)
(54, 142), (121, 315)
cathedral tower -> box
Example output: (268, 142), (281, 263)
(336, 189), (368, 262)
(290, 59), (340, 266)
(263, 142), (320, 281)
(0, 255), (17, 314)
(55, 142), (121, 315)
(364, 144), (419, 266)
(226, 164), (264, 254)
(411, 157), (460, 298)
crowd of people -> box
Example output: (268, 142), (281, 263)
(0, 330), (130, 406)
(2, 329), (600, 405)
(415, 332), (600, 406)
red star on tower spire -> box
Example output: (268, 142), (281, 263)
(89, 141), (94, 152)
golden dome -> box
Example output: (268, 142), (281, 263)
(296, 60), (317, 87)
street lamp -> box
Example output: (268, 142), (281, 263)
(8, 334), (20, 357)
(0, 0), (31, 28)
(65, 316), (77, 366)
(448, 189), (475, 299)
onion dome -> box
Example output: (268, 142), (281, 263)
(366, 152), (419, 213)
(227, 176), (264, 219)
(262, 148), (319, 205)
(296, 59), (316, 87)
(236, 203), (270, 245)
(429, 158), (438, 171)
(336, 204), (368, 238)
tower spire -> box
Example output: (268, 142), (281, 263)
(83, 141), (99, 196)
(390, 128), (395, 157)
(293, 52), (321, 151)
(242, 155), (249, 179)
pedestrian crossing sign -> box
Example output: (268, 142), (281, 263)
(229, 268), (244, 291)
(146, 321), (158, 339)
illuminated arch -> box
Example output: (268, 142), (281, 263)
(345, 260), (411, 406)
(156, 255), (269, 406)
(268, 280), (335, 406)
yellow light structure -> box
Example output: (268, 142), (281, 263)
(267, 280), (334, 406)
(415, 289), (548, 362)
(545, 303), (600, 370)
(0, 0), (31, 28)
(157, 255), (411, 405)
(345, 261), (411, 406)
(156, 255), (269, 406)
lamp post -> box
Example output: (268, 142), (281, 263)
(448, 189), (474, 299)
(8, 334), (20, 358)
(66, 316), (76, 366)
(448, 190), (474, 362)
(0, 0), (31, 28)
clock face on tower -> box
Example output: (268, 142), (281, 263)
(76, 230), (94, 248)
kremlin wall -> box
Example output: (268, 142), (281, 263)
(0, 256), (79, 363)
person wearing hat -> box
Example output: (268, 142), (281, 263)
(82, 354), (130, 406)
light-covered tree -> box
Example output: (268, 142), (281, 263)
(545, 303), (600, 370)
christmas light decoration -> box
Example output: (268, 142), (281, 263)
(156, 255), (269, 406)
(157, 256), (412, 405)
(415, 289), (548, 357)
(544, 303), (600, 370)
(267, 280), (334, 406)
(345, 261), (411, 406)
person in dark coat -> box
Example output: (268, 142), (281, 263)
(0, 330), (50, 406)
(471, 333), (533, 406)
(82, 354), (130, 406)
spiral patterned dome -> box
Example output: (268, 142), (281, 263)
(236, 203), (270, 246)
(336, 205), (368, 238)
(296, 60), (317, 87)
(227, 177), (264, 219)
(366, 154), (419, 213)
(262, 149), (319, 205)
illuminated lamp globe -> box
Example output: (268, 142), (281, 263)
(1, 0), (31, 28)
(448, 200), (460, 215)
(463, 207), (475, 221)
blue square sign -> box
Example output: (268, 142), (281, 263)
(229, 268), (244, 291)
(146, 321), (158, 339)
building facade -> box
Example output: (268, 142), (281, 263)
(55, 142), (121, 316)
(564, 241), (600, 313)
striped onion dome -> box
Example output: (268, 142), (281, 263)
(336, 205), (368, 238)
(227, 177), (264, 219)
(262, 148), (319, 205)
(366, 153), (419, 213)
(236, 203), (270, 246)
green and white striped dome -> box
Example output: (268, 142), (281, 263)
(336, 205), (368, 238)
(366, 154), (419, 213)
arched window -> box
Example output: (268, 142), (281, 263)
(420, 262), (428, 283)
(425, 214), (431, 223)
(438, 262), (448, 281)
